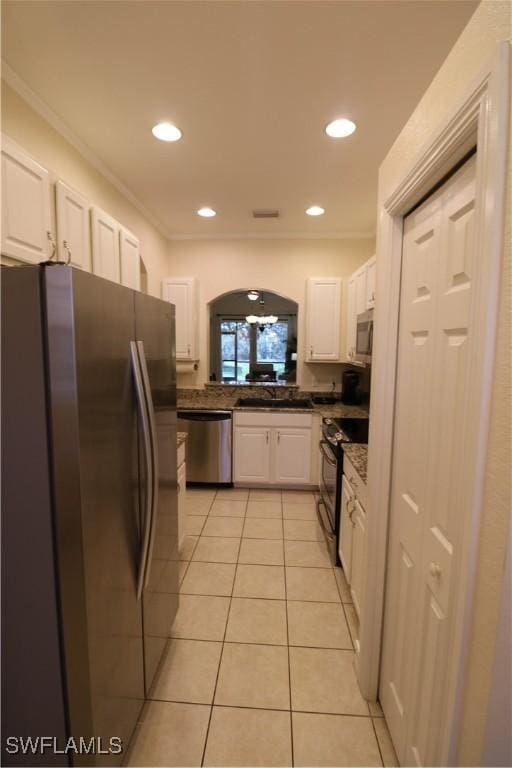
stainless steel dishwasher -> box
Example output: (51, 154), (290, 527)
(177, 410), (232, 484)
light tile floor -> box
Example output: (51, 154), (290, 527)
(128, 487), (398, 767)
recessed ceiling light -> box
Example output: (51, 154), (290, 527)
(325, 118), (357, 138)
(152, 122), (182, 142)
(197, 207), (216, 218)
(306, 206), (325, 217)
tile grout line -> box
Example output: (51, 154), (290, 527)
(282, 499), (295, 768)
(146, 696), (379, 720)
(370, 716), (386, 767)
(199, 492), (247, 768)
(168, 636), (354, 652)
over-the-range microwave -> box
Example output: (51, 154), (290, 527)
(355, 309), (373, 364)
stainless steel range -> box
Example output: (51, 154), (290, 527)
(317, 416), (369, 565)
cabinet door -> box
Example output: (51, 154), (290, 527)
(350, 498), (367, 619)
(91, 206), (120, 282)
(177, 461), (186, 550)
(162, 277), (197, 360)
(119, 227), (141, 290)
(306, 277), (341, 362)
(233, 427), (271, 484)
(274, 428), (311, 485)
(55, 180), (91, 270)
(346, 276), (357, 361)
(355, 266), (367, 316)
(366, 256), (376, 309)
(1, 137), (51, 263)
(339, 475), (355, 580)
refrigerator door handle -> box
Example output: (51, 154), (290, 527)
(136, 340), (159, 590)
(130, 341), (153, 601)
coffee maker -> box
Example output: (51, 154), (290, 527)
(341, 369), (362, 404)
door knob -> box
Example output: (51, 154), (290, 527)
(429, 562), (442, 578)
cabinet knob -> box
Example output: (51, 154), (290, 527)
(277, 431), (280, 443)
(266, 431), (269, 444)
(429, 562), (442, 578)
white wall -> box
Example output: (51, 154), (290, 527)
(373, 2), (511, 763)
(166, 237), (375, 389)
(1, 82), (169, 296)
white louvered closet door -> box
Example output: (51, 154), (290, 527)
(380, 156), (477, 767)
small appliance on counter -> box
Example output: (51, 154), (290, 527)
(341, 370), (362, 404)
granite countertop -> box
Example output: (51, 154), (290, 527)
(342, 443), (368, 484)
(177, 386), (369, 419)
(177, 431), (187, 447)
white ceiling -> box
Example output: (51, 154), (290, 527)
(1, 0), (478, 239)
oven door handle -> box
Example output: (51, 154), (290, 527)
(316, 497), (335, 542)
(319, 440), (337, 467)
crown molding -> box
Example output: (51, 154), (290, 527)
(1, 61), (172, 240)
(1, 62), (376, 245)
(168, 231), (375, 241)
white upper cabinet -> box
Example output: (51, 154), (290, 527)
(305, 277), (342, 362)
(91, 206), (120, 283)
(1, 136), (51, 263)
(161, 277), (198, 360)
(366, 255), (376, 309)
(346, 276), (357, 361)
(344, 255), (376, 362)
(355, 265), (367, 316)
(119, 227), (141, 290)
(55, 181), (91, 270)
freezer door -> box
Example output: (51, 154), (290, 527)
(134, 292), (178, 696)
(1, 267), (69, 767)
(44, 267), (145, 765)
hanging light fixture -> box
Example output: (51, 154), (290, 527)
(247, 290), (259, 301)
(245, 294), (278, 327)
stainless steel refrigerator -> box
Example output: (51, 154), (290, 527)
(1, 265), (179, 766)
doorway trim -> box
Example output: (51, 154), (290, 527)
(358, 42), (509, 764)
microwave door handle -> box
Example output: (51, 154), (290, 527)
(136, 341), (159, 590)
(319, 440), (337, 467)
(130, 341), (153, 601)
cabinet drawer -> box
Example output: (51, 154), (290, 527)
(234, 410), (313, 428)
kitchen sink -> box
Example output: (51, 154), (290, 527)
(235, 397), (313, 409)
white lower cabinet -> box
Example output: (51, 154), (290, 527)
(274, 428), (312, 485)
(234, 427), (271, 484)
(349, 498), (367, 619)
(339, 474), (355, 578)
(234, 411), (313, 486)
(177, 448), (186, 550)
(339, 455), (368, 647)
